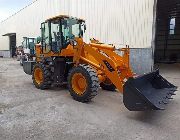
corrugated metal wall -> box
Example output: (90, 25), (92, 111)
(0, 0), (155, 50)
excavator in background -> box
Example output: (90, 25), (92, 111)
(23, 15), (177, 111)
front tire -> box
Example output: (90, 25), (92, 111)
(20, 58), (23, 66)
(20, 56), (27, 66)
(68, 64), (99, 103)
(32, 63), (52, 90)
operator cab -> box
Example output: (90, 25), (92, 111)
(22, 37), (36, 55)
(41, 15), (86, 53)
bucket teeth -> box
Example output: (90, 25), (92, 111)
(169, 92), (176, 95)
(146, 87), (176, 109)
(166, 96), (173, 99)
(171, 89), (177, 92)
(162, 101), (168, 104)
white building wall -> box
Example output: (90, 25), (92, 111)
(0, 0), (155, 50)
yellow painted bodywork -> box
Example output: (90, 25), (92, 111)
(35, 38), (134, 93)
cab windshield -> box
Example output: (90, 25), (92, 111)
(22, 38), (35, 49)
(62, 18), (85, 41)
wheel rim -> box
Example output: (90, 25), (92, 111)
(34, 68), (43, 85)
(72, 73), (87, 95)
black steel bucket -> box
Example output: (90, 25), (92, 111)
(123, 70), (177, 111)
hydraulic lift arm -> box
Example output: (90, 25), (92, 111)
(73, 38), (134, 93)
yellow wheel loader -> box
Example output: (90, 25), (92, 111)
(23, 15), (177, 111)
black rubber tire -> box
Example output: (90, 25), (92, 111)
(20, 56), (27, 66)
(32, 63), (52, 90)
(100, 81), (116, 91)
(20, 60), (23, 66)
(68, 64), (99, 103)
(20, 58), (24, 66)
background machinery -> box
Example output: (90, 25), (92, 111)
(23, 15), (177, 111)
(20, 37), (40, 66)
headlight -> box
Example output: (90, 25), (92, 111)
(70, 40), (77, 46)
(73, 40), (78, 46)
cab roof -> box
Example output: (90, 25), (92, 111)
(45, 15), (85, 22)
(23, 37), (36, 39)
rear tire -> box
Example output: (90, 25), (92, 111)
(32, 63), (52, 90)
(68, 64), (99, 103)
(100, 79), (116, 91)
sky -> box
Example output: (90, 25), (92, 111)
(0, 0), (33, 22)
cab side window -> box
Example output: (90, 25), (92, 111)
(41, 22), (51, 53)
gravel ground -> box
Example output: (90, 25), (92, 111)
(0, 58), (179, 140)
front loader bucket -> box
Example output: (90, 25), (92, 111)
(123, 70), (177, 111)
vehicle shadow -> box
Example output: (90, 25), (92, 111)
(125, 102), (174, 125)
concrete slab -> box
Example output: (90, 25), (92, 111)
(0, 58), (179, 140)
